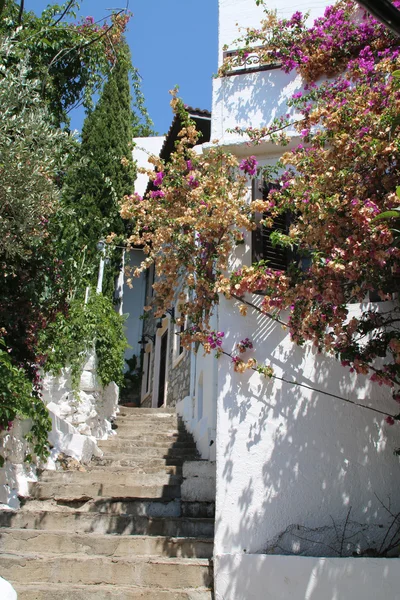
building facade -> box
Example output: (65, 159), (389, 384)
(128, 1), (400, 596)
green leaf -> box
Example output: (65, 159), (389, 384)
(392, 70), (400, 79)
(373, 209), (400, 221)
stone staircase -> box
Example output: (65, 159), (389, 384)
(0, 408), (214, 599)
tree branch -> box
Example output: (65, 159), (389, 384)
(18, 0), (24, 25)
(231, 292), (288, 326)
(52, 0), (75, 27)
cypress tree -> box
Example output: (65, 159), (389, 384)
(62, 43), (153, 298)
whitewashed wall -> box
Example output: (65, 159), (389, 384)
(0, 352), (117, 509)
(132, 136), (165, 197)
(216, 554), (400, 600)
(212, 0), (400, 597)
(215, 293), (400, 547)
(212, 0), (328, 147)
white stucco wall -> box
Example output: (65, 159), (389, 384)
(215, 554), (400, 600)
(122, 136), (165, 369)
(212, 0), (400, 596)
(212, 0), (329, 146)
(213, 162), (400, 591)
(132, 136), (165, 197)
(215, 295), (399, 555)
(0, 353), (117, 509)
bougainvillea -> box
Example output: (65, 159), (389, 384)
(122, 1), (400, 422)
(122, 92), (252, 347)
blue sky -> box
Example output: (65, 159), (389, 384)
(28, 0), (218, 134)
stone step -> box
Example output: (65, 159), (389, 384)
(114, 414), (182, 421)
(114, 415), (183, 424)
(13, 583), (213, 599)
(113, 418), (182, 427)
(20, 497), (183, 517)
(19, 496), (214, 519)
(108, 439), (197, 449)
(182, 502), (216, 519)
(87, 462), (183, 476)
(0, 529), (213, 558)
(97, 443), (198, 458)
(111, 431), (192, 442)
(0, 510), (215, 537)
(92, 454), (189, 468)
(38, 470), (182, 487)
(113, 425), (184, 435)
(28, 481), (182, 501)
(0, 553), (213, 588)
(117, 408), (177, 416)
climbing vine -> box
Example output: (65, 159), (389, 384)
(38, 292), (129, 393)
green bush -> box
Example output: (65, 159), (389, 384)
(39, 292), (129, 392)
(0, 339), (51, 465)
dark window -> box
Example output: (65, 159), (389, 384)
(157, 331), (168, 407)
(145, 264), (155, 299)
(178, 322), (185, 356)
(251, 179), (290, 270)
(145, 351), (151, 394)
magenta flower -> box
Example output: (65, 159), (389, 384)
(150, 190), (165, 199)
(239, 156), (258, 177)
(188, 176), (199, 188)
(154, 172), (164, 187)
(237, 338), (254, 353)
(207, 331), (224, 349)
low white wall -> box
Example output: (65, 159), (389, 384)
(181, 460), (216, 503)
(0, 351), (119, 509)
(41, 351), (119, 441)
(215, 554), (400, 599)
(0, 418), (38, 508)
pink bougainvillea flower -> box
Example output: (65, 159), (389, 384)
(154, 172), (164, 187)
(239, 156), (258, 176)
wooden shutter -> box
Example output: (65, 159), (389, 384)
(251, 179), (289, 270)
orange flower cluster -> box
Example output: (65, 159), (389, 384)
(121, 93), (253, 337)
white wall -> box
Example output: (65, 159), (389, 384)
(132, 136), (165, 197)
(212, 0), (329, 146)
(215, 554), (400, 600)
(217, 0), (329, 66)
(212, 0), (400, 596)
(0, 353), (117, 509)
(122, 136), (166, 367)
(215, 295), (400, 557)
